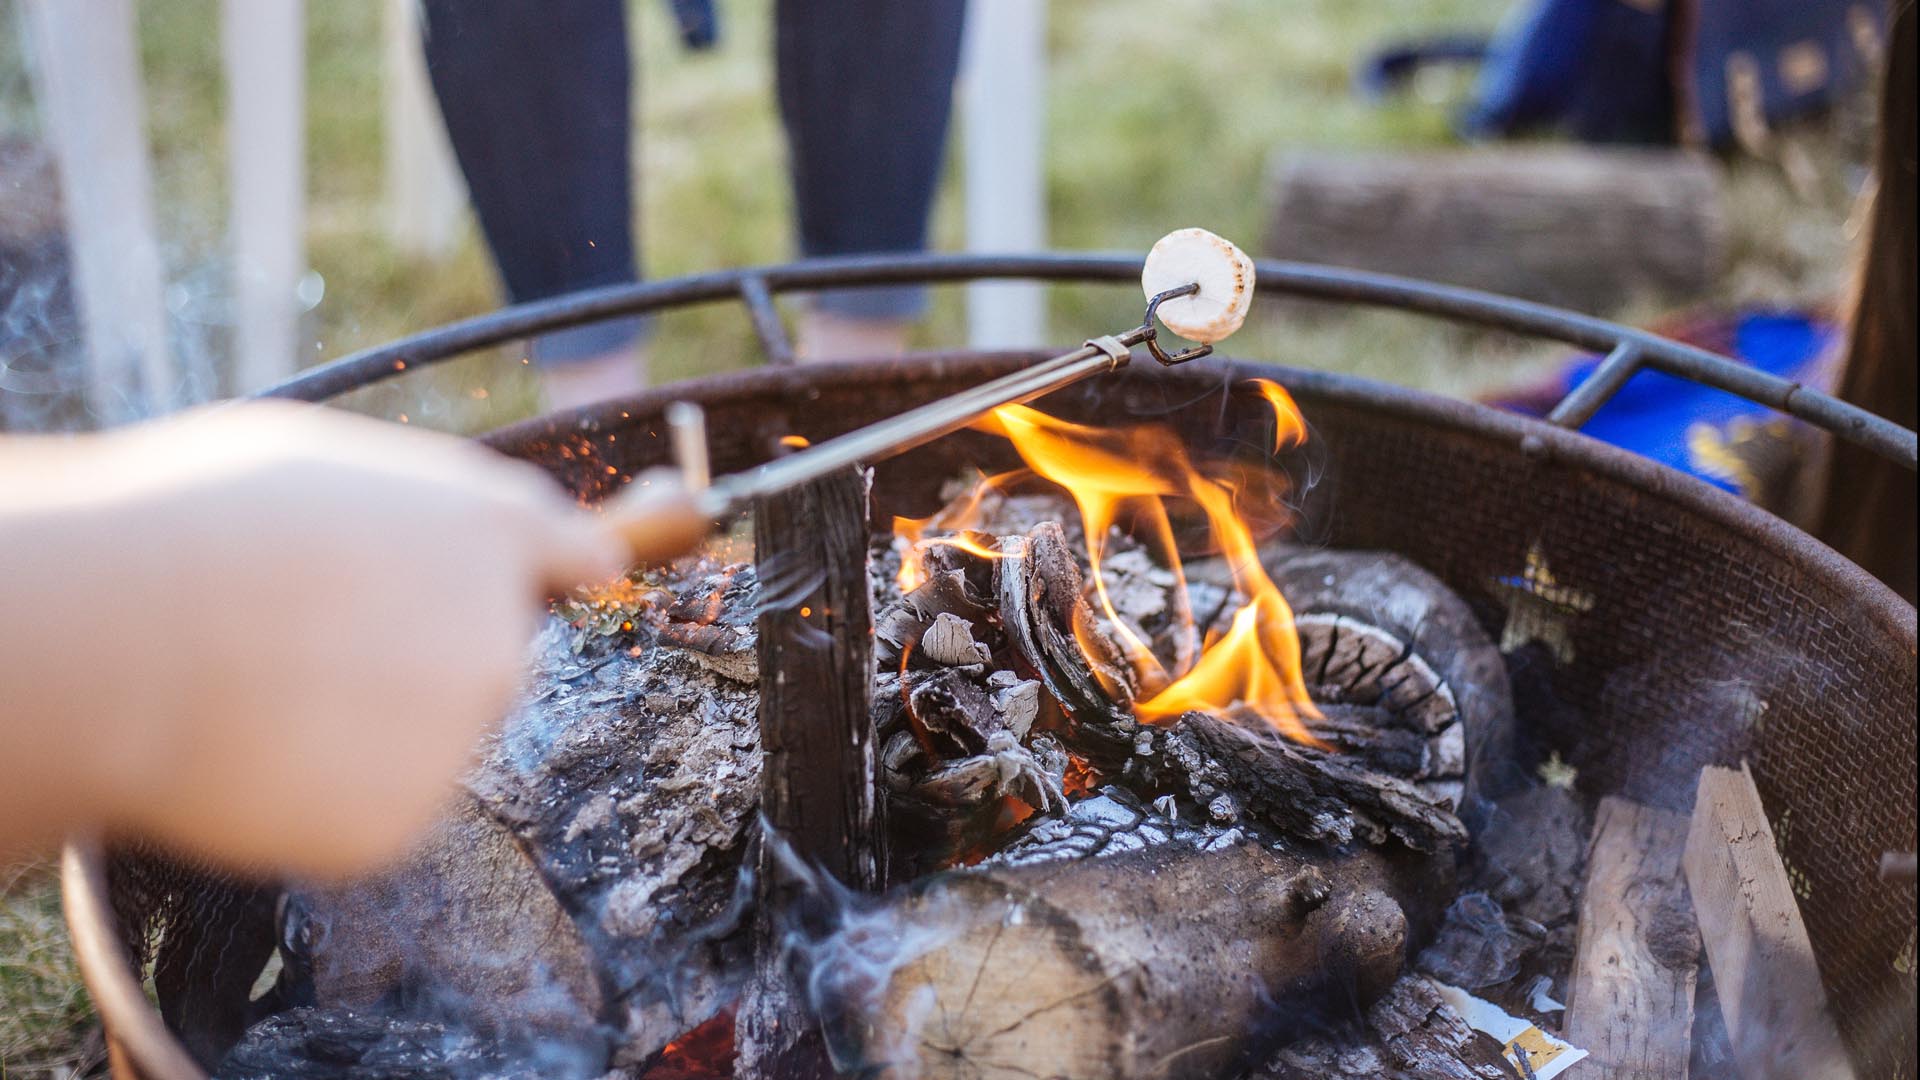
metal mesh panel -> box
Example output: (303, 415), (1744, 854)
(94, 355), (1916, 1077)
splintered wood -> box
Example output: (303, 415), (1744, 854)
(1565, 796), (1699, 1080)
(1684, 763), (1859, 1080)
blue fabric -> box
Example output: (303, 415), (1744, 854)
(1463, 0), (1671, 143)
(1458, 0), (1879, 146)
(1544, 313), (1836, 493)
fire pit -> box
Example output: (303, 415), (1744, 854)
(62, 255), (1916, 1080)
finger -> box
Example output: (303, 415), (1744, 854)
(537, 510), (633, 593)
(600, 470), (713, 566)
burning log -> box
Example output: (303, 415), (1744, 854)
(990, 522), (1471, 853)
(1199, 546), (1516, 814)
(819, 790), (1445, 1080)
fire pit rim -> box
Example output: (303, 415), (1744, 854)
(255, 252), (1917, 472)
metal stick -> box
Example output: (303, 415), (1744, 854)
(670, 287), (1200, 519)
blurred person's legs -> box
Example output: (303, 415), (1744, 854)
(776, 0), (967, 360)
(419, 0), (646, 409)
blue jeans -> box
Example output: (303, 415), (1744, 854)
(419, 0), (968, 364)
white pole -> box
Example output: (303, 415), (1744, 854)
(961, 0), (1048, 349)
(20, 0), (173, 423)
(223, 0), (307, 394)
(383, 0), (466, 259)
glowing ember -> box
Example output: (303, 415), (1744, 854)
(957, 381), (1324, 746)
(641, 1010), (735, 1079)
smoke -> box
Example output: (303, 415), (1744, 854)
(753, 828), (966, 1080)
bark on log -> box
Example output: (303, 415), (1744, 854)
(738, 468), (881, 1078)
(824, 791), (1444, 1080)
(1264, 148), (1726, 312)
(1565, 796), (1700, 1080)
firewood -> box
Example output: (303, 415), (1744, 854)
(997, 522), (1136, 719)
(1264, 148), (1726, 312)
(287, 799), (602, 1043)
(738, 467), (882, 1078)
(1683, 763), (1859, 1080)
(657, 564), (761, 683)
(1564, 796), (1700, 1080)
(1266, 548), (1515, 813)
(823, 791), (1440, 1080)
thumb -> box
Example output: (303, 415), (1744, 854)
(536, 510), (632, 594)
(600, 470), (713, 567)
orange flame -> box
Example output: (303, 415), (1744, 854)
(1244, 378), (1309, 454)
(893, 469), (1032, 591)
(971, 394), (1324, 747)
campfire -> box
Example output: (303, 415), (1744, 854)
(218, 376), (1600, 1080)
(76, 249), (1913, 1080)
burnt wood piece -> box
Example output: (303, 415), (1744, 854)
(995, 528), (1469, 854)
(750, 466), (881, 888)
(823, 791), (1439, 1080)
(292, 603), (766, 1070)
(1565, 796), (1700, 1080)
(1684, 764), (1859, 1080)
(997, 522), (1137, 720)
(1265, 547), (1515, 814)
(657, 564), (761, 682)
(738, 467), (880, 1079)
(1065, 709), (1470, 856)
(1263, 148), (1725, 312)
(1254, 975), (1515, 1080)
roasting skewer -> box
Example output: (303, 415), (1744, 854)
(625, 228), (1255, 524)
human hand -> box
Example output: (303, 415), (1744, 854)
(0, 402), (706, 877)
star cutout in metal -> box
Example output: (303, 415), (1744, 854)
(1491, 541), (1595, 665)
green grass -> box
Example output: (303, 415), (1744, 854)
(1, 864), (100, 1080)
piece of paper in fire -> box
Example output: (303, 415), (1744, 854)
(1434, 983), (1588, 1079)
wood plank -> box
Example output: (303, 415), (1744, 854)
(1684, 763), (1859, 1080)
(21, 0), (173, 422)
(1564, 796), (1699, 1080)
(223, 0), (307, 393)
(750, 465), (882, 889)
(737, 466), (880, 1078)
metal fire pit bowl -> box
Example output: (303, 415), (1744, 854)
(64, 255), (1917, 1079)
